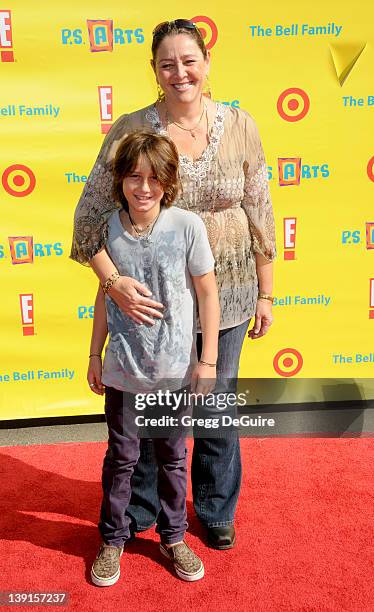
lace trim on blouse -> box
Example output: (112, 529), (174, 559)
(242, 155), (276, 261)
(145, 103), (228, 184)
(246, 162), (269, 204)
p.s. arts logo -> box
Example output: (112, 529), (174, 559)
(277, 88), (310, 122)
(1, 164), (36, 197)
(341, 222), (374, 249)
(8, 236), (33, 264)
(278, 158), (301, 185)
(0, 237), (63, 264)
(78, 305), (94, 319)
(0, 10), (14, 62)
(61, 20), (144, 51)
(366, 223), (374, 249)
(190, 16), (218, 49)
(267, 158), (329, 184)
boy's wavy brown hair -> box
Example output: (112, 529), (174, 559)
(112, 131), (180, 210)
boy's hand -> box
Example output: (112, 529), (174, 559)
(190, 363), (216, 396)
(87, 356), (105, 395)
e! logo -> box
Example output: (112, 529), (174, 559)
(98, 86), (113, 133)
(0, 10), (14, 62)
(19, 293), (35, 335)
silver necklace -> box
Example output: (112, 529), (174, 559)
(165, 100), (207, 138)
(128, 210), (160, 241)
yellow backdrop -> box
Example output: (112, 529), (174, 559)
(1, 1), (373, 419)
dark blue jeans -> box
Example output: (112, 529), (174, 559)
(99, 387), (188, 547)
(126, 318), (250, 529)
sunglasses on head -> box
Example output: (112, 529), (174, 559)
(152, 19), (198, 38)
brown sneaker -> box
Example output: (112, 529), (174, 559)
(91, 543), (123, 587)
(160, 541), (204, 582)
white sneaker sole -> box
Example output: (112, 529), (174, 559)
(91, 548), (123, 587)
(160, 545), (205, 582)
(91, 567), (120, 587)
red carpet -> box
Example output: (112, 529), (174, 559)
(1, 438), (373, 611)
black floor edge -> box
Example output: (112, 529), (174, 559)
(1, 398), (373, 429)
(0, 414), (106, 429)
(239, 398), (374, 414)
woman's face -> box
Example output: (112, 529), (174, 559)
(153, 33), (210, 105)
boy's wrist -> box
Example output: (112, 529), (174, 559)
(199, 359), (217, 367)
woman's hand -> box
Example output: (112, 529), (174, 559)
(248, 299), (273, 339)
(190, 363), (217, 396)
(87, 356), (105, 395)
(108, 276), (164, 325)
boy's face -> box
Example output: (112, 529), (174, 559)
(122, 155), (164, 216)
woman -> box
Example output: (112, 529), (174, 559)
(71, 19), (276, 550)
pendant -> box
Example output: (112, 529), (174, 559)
(191, 131), (196, 139)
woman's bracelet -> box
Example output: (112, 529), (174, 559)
(199, 360), (217, 367)
(258, 293), (274, 303)
(102, 272), (120, 294)
(89, 353), (102, 359)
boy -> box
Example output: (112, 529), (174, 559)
(87, 131), (220, 586)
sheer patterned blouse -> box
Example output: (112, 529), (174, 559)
(70, 102), (276, 330)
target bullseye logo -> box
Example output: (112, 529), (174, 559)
(190, 16), (218, 49)
(273, 348), (303, 377)
(277, 88), (310, 122)
(2, 164), (36, 197)
(367, 156), (374, 182)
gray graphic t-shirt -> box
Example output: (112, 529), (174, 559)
(101, 207), (215, 393)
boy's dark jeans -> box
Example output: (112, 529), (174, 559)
(99, 386), (188, 547)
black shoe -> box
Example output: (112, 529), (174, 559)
(207, 525), (236, 550)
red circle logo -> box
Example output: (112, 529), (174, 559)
(273, 348), (303, 377)
(190, 16), (218, 50)
(2, 164), (36, 197)
(367, 156), (374, 182)
(277, 88), (310, 122)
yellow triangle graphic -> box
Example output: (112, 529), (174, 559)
(330, 42), (366, 86)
